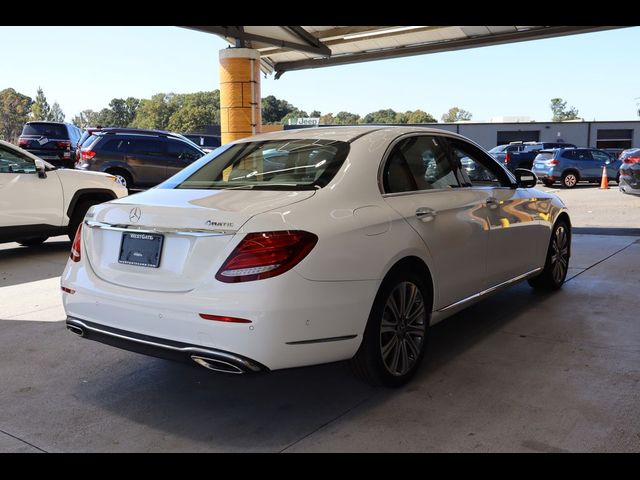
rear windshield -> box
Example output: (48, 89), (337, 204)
(159, 139), (350, 191)
(21, 123), (68, 139)
(534, 151), (555, 161)
(488, 145), (506, 154)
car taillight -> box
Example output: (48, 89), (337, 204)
(81, 150), (96, 161)
(70, 223), (82, 262)
(548, 159), (559, 165)
(56, 141), (71, 149)
(504, 152), (510, 164)
(623, 156), (640, 164)
(18, 139), (28, 147)
(216, 231), (318, 283)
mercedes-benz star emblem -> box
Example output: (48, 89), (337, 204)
(129, 207), (141, 223)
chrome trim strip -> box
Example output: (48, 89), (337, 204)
(286, 334), (357, 345)
(84, 220), (230, 237)
(66, 317), (262, 372)
(437, 268), (543, 313)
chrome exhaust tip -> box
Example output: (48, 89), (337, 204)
(191, 355), (245, 374)
(67, 324), (85, 337)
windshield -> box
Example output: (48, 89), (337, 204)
(159, 138), (350, 191)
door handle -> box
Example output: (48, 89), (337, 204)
(486, 198), (499, 209)
(415, 207), (437, 222)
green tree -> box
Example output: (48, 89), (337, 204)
(131, 93), (180, 130)
(310, 110), (322, 118)
(319, 112), (334, 125)
(72, 109), (100, 128)
(550, 98), (580, 121)
(334, 111), (361, 124)
(363, 109), (397, 123)
(50, 102), (65, 122)
(108, 97), (140, 127)
(31, 87), (51, 121)
(407, 110), (437, 123)
(0, 88), (33, 142)
(261, 95), (296, 123)
(167, 91), (220, 132)
(441, 107), (472, 122)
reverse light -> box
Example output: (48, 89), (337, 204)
(70, 223), (82, 262)
(216, 231), (318, 283)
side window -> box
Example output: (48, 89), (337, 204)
(0, 146), (36, 174)
(167, 140), (202, 161)
(448, 139), (510, 187)
(383, 135), (459, 193)
(575, 149), (593, 161)
(561, 150), (577, 160)
(591, 150), (611, 162)
(130, 139), (166, 156)
(98, 138), (131, 153)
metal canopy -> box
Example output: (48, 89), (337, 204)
(183, 26), (619, 78)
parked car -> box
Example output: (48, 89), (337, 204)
(62, 126), (571, 387)
(0, 140), (127, 246)
(18, 121), (82, 169)
(183, 134), (221, 153)
(487, 142), (526, 163)
(532, 147), (621, 188)
(503, 141), (577, 172)
(75, 128), (206, 189)
(618, 148), (640, 195)
(75, 127), (104, 164)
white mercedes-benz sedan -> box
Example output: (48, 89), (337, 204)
(61, 127), (571, 386)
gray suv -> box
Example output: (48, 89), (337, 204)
(75, 128), (206, 189)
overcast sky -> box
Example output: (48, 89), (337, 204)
(2, 26), (639, 122)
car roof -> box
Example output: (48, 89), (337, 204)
(235, 125), (475, 144)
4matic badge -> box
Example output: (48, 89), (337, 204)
(206, 220), (234, 228)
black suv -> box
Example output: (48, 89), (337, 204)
(75, 128), (206, 189)
(18, 121), (82, 168)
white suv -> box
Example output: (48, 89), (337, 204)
(0, 140), (128, 246)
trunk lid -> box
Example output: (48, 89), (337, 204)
(84, 188), (315, 292)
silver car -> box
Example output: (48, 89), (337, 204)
(619, 148), (640, 195)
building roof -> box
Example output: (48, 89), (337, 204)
(183, 26), (619, 78)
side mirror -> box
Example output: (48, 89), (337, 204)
(514, 168), (537, 188)
(34, 159), (47, 179)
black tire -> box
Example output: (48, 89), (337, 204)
(18, 237), (48, 247)
(542, 179), (554, 187)
(561, 171), (578, 188)
(528, 220), (571, 291)
(106, 169), (133, 190)
(68, 200), (96, 241)
(351, 269), (431, 387)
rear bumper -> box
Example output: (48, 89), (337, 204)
(619, 175), (640, 195)
(61, 260), (378, 371)
(66, 316), (266, 373)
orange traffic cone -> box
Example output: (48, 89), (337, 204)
(600, 165), (609, 189)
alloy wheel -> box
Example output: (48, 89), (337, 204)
(551, 225), (569, 284)
(379, 281), (426, 377)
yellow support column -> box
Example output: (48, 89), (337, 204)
(219, 48), (261, 145)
